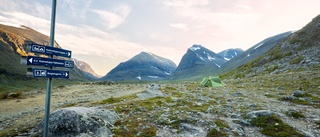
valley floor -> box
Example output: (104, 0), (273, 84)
(0, 71), (319, 136)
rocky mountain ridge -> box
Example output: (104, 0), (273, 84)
(73, 58), (101, 79)
(224, 14), (320, 79)
(170, 44), (227, 80)
(0, 23), (98, 91)
(216, 31), (293, 76)
(217, 48), (244, 61)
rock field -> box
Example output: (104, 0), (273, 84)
(0, 71), (319, 136)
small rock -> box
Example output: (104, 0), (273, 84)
(171, 97), (178, 102)
(122, 126), (129, 132)
(298, 97), (312, 102)
(8, 92), (20, 98)
(136, 131), (143, 137)
(231, 114), (240, 118)
(247, 110), (272, 118)
(232, 119), (250, 126)
(195, 102), (202, 106)
(233, 92), (243, 96)
(179, 123), (206, 137)
(248, 104), (256, 108)
(292, 90), (306, 97)
(301, 130), (316, 137)
(276, 86), (286, 90)
(148, 83), (161, 90)
(282, 96), (297, 101)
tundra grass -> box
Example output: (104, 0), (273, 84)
(250, 114), (304, 136)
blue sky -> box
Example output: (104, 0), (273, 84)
(0, 0), (320, 76)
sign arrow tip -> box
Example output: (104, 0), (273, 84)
(29, 58), (33, 63)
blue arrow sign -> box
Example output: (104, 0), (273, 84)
(28, 68), (69, 78)
(26, 43), (72, 58)
(23, 56), (74, 68)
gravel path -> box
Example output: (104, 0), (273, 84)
(0, 83), (143, 133)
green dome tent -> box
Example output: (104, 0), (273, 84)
(200, 76), (224, 87)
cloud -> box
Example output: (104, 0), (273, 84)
(60, 0), (93, 19)
(0, 12), (50, 34)
(0, 9), (142, 59)
(169, 23), (188, 31)
(162, 0), (261, 33)
(51, 23), (144, 60)
(0, 0), (51, 20)
(91, 4), (131, 30)
(163, 0), (209, 7)
(148, 33), (171, 42)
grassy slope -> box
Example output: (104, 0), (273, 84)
(0, 24), (87, 93)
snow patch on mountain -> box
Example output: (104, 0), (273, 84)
(254, 43), (264, 49)
(207, 54), (215, 61)
(165, 72), (172, 75)
(137, 76), (141, 80)
(148, 76), (159, 79)
(189, 46), (201, 51)
(195, 53), (204, 61)
(223, 49), (229, 58)
(218, 48), (244, 61)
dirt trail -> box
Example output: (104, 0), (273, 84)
(0, 83), (144, 132)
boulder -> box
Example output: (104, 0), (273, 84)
(137, 89), (164, 100)
(32, 107), (119, 137)
(137, 83), (164, 100)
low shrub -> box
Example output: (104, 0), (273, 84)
(0, 92), (9, 99)
(289, 55), (304, 65)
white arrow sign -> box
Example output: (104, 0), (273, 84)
(29, 58), (33, 63)
(65, 72), (68, 77)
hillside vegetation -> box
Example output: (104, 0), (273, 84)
(221, 14), (320, 80)
(0, 24), (91, 93)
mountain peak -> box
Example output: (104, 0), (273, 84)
(171, 44), (227, 79)
(139, 51), (152, 55)
(189, 44), (202, 51)
(101, 52), (177, 81)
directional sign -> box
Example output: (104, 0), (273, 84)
(21, 56), (74, 68)
(27, 68), (69, 78)
(25, 43), (72, 58)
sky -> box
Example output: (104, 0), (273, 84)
(0, 0), (319, 76)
